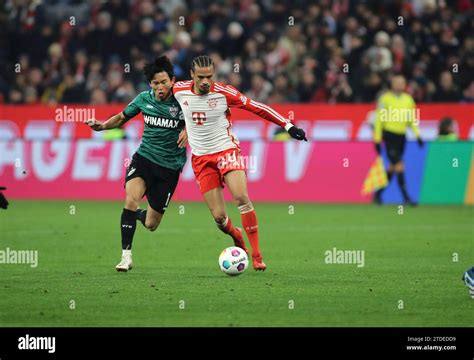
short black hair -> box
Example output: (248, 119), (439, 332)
(143, 56), (174, 82)
(191, 55), (214, 71)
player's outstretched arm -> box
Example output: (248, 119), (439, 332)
(177, 128), (188, 148)
(222, 84), (307, 141)
(409, 97), (423, 147)
(86, 112), (128, 131)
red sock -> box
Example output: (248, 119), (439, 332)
(216, 216), (240, 240)
(240, 209), (260, 257)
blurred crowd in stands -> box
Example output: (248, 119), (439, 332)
(1, 0), (473, 104)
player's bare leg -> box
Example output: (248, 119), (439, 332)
(136, 202), (163, 231)
(203, 186), (249, 255)
(143, 204), (163, 231)
(116, 177), (146, 272)
(224, 170), (266, 271)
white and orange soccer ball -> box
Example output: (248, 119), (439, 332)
(218, 246), (248, 276)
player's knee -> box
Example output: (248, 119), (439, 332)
(234, 193), (250, 206)
(212, 213), (227, 225)
(148, 225), (158, 232)
(125, 196), (140, 210)
(394, 162), (404, 172)
(145, 219), (160, 232)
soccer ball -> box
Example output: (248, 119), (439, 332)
(218, 246), (248, 276)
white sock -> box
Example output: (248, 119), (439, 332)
(122, 249), (132, 257)
(238, 203), (254, 214)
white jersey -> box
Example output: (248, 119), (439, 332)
(173, 81), (289, 156)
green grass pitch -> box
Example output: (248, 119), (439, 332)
(1, 200), (472, 327)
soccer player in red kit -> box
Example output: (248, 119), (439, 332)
(173, 56), (307, 270)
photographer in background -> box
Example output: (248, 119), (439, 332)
(436, 117), (458, 142)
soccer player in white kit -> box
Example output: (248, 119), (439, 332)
(173, 56), (307, 270)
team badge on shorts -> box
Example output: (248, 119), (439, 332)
(169, 105), (179, 117)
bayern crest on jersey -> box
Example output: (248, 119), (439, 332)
(168, 105), (179, 117)
(207, 98), (218, 108)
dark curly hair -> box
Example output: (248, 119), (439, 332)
(143, 56), (174, 82)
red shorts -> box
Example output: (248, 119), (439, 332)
(192, 148), (246, 193)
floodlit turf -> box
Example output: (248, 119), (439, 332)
(0, 200), (472, 327)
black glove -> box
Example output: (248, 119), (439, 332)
(288, 126), (307, 141)
(375, 143), (382, 154)
(417, 138), (424, 147)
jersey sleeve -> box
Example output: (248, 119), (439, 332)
(408, 96), (421, 139)
(224, 85), (289, 127)
(122, 93), (142, 120)
(373, 95), (386, 143)
(173, 81), (192, 96)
